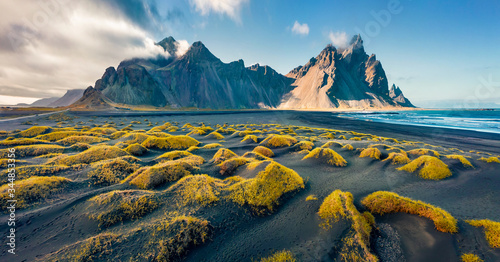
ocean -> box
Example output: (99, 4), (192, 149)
(338, 109), (500, 134)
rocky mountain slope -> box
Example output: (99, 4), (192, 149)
(74, 36), (413, 110)
(29, 89), (85, 107)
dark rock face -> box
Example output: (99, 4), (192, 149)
(81, 35), (414, 110)
(280, 35), (414, 109)
(72, 86), (111, 109)
(48, 89), (85, 107)
(389, 84), (414, 107)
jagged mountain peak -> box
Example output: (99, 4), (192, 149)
(156, 36), (177, 55)
(183, 41), (220, 62)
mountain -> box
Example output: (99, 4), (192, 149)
(71, 86), (112, 109)
(29, 97), (59, 107)
(75, 35), (413, 110)
(48, 89), (85, 107)
(279, 35), (414, 109)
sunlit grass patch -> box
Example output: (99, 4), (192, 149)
(0, 176), (70, 209)
(110, 131), (128, 139)
(219, 157), (251, 176)
(259, 134), (297, 148)
(88, 159), (139, 186)
(69, 142), (91, 151)
(120, 132), (150, 145)
(302, 148), (347, 167)
(0, 158), (28, 168)
(203, 143), (223, 149)
(226, 161), (304, 213)
(89, 127), (118, 135)
(319, 132), (336, 139)
(156, 150), (194, 161)
(0, 144), (65, 158)
(141, 135), (200, 150)
(318, 190), (377, 262)
(259, 250), (296, 262)
(461, 253), (483, 262)
(88, 190), (159, 227)
(306, 195), (318, 201)
(407, 148), (440, 157)
(478, 156), (500, 164)
(0, 164), (70, 183)
(169, 175), (240, 207)
(361, 191), (457, 233)
(383, 152), (411, 165)
(124, 143), (148, 156)
(210, 148), (237, 164)
(397, 155), (452, 180)
(55, 145), (128, 166)
(321, 141), (343, 148)
(342, 144), (354, 150)
(466, 219), (500, 248)
(129, 161), (194, 189)
(294, 141), (314, 151)
(0, 137), (50, 146)
(57, 135), (109, 146)
(241, 134), (259, 143)
(36, 131), (97, 142)
(205, 131), (224, 140)
(359, 148), (381, 160)
(252, 146), (274, 157)
(19, 126), (52, 137)
(349, 137), (362, 141)
(445, 154), (474, 168)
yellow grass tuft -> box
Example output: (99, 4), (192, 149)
(259, 134), (298, 148)
(397, 155), (452, 180)
(407, 148), (440, 157)
(0, 144), (65, 158)
(36, 131), (96, 141)
(359, 148), (381, 160)
(120, 133), (150, 144)
(321, 141), (343, 148)
(110, 131), (128, 139)
(129, 161), (194, 189)
(205, 131), (224, 140)
(203, 143), (223, 149)
(461, 253), (483, 262)
(306, 195), (318, 201)
(226, 161), (304, 213)
(219, 157), (251, 176)
(169, 175), (239, 207)
(252, 146), (274, 157)
(211, 148), (237, 164)
(55, 145), (128, 166)
(466, 219), (500, 248)
(141, 135), (200, 150)
(57, 135), (109, 146)
(342, 144), (354, 151)
(88, 190), (159, 227)
(156, 150), (193, 161)
(0, 176), (70, 209)
(294, 141), (314, 151)
(0, 138), (49, 146)
(88, 159), (139, 186)
(259, 250), (296, 262)
(361, 191), (457, 233)
(383, 152), (410, 165)
(0, 164), (70, 182)
(241, 134), (259, 143)
(124, 143), (148, 156)
(89, 127), (117, 135)
(302, 148), (347, 167)
(318, 190), (378, 262)
(445, 154), (474, 168)
(19, 126), (52, 137)
(478, 156), (500, 164)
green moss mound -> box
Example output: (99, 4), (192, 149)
(302, 148), (347, 167)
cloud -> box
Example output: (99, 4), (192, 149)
(291, 21), (309, 36)
(190, 0), (249, 22)
(328, 31), (349, 48)
(0, 0), (185, 99)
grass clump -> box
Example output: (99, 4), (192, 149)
(156, 150), (194, 161)
(321, 141), (343, 148)
(55, 145), (128, 166)
(241, 134), (259, 143)
(259, 250), (296, 262)
(169, 175), (239, 207)
(445, 154), (474, 168)
(53, 233), (119, 262)
(205, 131), (224, 140)
(461, 254), (483, 262)
(88, 190), (159, 227)
(252, 146), (274, 157)
(110, 131), (128, 139)
(0, 165), (70, 183)
(88, 159), (139, 186)
(0, 138), (49, 146)
(203, 143), (223, 149)
(219, 157), (250, 176)
(124, 143), (148, 156)
(359, 148), (381, 160)
(466, 219), (500, 248)
(361, 191), (457, 233)
(260, 134), (297, 148)
(478, 156), (500, 164)
(19, 126), (52, 137)
(302, 148), (347, 167)
(211, 148), (237, 164)
(0, 176), (70, 209)
(129, 161), (194, 189)
(36, 131), (93, 141)
(120, 133), (150, 144)
(397, 155), (452, 180)
(69, 142), (91, 151)
(57, 135), (109, 146)
(306, 195), (318, 201)
(142, 135), (200, 150)
(383, 152), (410, 165)
(294, 141), (314, 151)
(318, 190), (378, 262)
(342, 144), (354, 150)
(0, 144), (65, 158)
(227, 161), (304, 213)
(407, 148), (440, 157)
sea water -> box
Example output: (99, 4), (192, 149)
(338, 109), (500, 134)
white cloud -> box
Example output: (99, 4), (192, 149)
(0, 1), (186, 99)
(291, 21), (309, 36)
(328, 31), (349, 48)
(190, 0), (249, 22)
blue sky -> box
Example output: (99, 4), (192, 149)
(0, 0), (499, 107)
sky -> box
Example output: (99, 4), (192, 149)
(0, 0), (499, 107)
